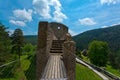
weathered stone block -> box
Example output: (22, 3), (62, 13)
(63, 41), (76, 80)
(36, 21), (48, 80)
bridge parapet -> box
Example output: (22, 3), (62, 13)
(63, 33), (76, 80)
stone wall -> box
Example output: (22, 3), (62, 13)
(46, 23), (54, 58)
(36, 21), (49, 80)
(63, 34), (76, 80)
(50, 22), (68, 40)
(36, 21), (76, 80)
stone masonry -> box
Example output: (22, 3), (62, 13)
(63, 33), (76, 80)
(36, 21), (76, 80)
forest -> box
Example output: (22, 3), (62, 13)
(0, 23), (120, 79)
(0, 23), (36, 80)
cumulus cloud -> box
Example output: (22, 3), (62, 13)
(9, 9), (33, 26)
(100, 0), (120, 5)
(50, 0), (67, 22)
(79, 18), (96, 26)
(101, 23), (120, 28)
(69, 29), (78, 36)
(32, 0), (67, 22)
(8, 29), (14, 35)
(32, 0), (51, 19)
(111, 23), (120, 26)
(9, 20), (26, 27)
(13, 9), (33, 22)
(101, 25), (108, 28)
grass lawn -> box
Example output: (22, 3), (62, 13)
(105, 65), (120, 77)
(0, 55), (35, 80)
(81, 55), (120, 78)
(76, 63), (103, 80)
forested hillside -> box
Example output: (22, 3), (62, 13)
(24, 25), (120, 52)
(73, 25), (120, 52)
(24, 35), (37, 45)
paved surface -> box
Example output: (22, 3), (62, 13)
(76, 58), (109, 80)
(40, 55), (67, 80)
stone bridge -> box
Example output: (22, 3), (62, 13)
(36, 21), (76, 80)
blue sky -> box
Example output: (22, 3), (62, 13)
(0, 0), (120, 36)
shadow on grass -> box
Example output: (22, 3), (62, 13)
(0, 62), (19, 79)
(25, 55), (36, 80)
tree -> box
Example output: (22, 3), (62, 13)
(108, 52), (117, 68)
(11, 28), (24, 61)
(22, 43), (35, 55)
(0, 23), (11, 65)
(88, 40), (109, 66)
(115, 50), (120, 69)
(76, 50), (82, 59)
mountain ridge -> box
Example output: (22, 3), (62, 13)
(24, 24), (120, 52)
(73, 24), (120, 52)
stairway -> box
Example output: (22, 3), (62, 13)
(50, 40), (64, 55)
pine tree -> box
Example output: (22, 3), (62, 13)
(0, 23), (11, 65)
(11, 28), (24, 62)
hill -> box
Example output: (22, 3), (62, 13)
(73, 25), (120, 52)
(24, 25), (120, 52)
(24, 35), (37, 45)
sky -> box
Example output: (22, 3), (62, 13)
(0, 0), (120, 36)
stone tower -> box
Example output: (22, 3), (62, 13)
(36, 21), (76, 80)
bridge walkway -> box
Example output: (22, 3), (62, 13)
(40, 40), (67, 80)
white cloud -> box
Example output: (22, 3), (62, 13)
(32, 0), (67, 22)
(69, 29), (78, 36)
(8, 30), (14, 35)
(100, 0), (120, 5)
(101, 25), (108, 28)
(111, 23), (120, 26)
(50, 0), (67, 22)
(32, 0), (51, 19)
(9, 20), (26, 27)
(79, 18), (96, 26)
(13, 9), (33, 22)
(9, 9), (33, 26)
(53, 9), (67, 22)
(7, 29), (14, 35)
(101, 23), (120, 28)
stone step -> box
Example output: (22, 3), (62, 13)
(51, 47), (63, 49)
(50, 48), (62, 50)
(52, 42), (64, 44)
(50, 50), (63, 53)
(52, 43), (63, 45)
(52, 45), (62, 47)
(50, 40), (63, 53)
(50, 50), (62, 52)
(52, 43), (62, 45)
(49, 53), (63, 55)
(52, 40), (65, 42)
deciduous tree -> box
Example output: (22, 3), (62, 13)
(88, 40), (109, 66)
